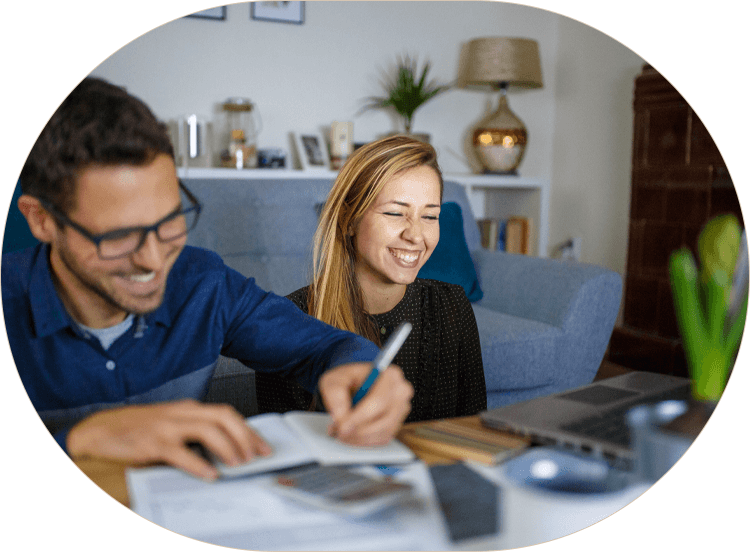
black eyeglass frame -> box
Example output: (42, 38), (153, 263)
(39, 180), (202, 260)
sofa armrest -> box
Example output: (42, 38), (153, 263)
(472, 249), (622, 329)
(472, 249), (623, 395)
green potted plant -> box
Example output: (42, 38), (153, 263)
(669, 214), (747, 404)
(359, 55), (451, 139)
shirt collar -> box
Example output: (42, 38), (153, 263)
(28, 243), (173, 337)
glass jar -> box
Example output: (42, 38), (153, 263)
(220, 98), (261, 169)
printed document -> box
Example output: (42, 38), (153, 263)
(126, 461), (450, 551)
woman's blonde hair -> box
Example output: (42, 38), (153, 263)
(308, 135), (443, 344)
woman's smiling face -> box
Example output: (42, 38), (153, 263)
(353, 165), (441, 293)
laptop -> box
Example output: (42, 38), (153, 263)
(480, 371), (691, 465)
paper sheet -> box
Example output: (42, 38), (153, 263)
(126, 461), (451, 551)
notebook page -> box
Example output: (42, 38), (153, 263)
(284, 411), (415, 465)
(216, 413), (316, 478)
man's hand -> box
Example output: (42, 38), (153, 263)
(66, 399), (271, 480)
(319, 362), (413, 446)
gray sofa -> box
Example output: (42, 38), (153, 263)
(190, 176), (622, 414)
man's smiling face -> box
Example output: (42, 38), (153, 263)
(47, 153), (185, 328)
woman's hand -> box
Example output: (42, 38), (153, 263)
(318, 362), (413, 446)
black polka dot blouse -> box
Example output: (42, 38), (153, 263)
(254, 278), (487, 423)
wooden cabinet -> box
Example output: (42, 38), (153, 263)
(607, 65), (743, 377)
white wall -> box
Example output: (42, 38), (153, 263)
(90, 2), (559, 179)
(89, 1), (642, 272)
(550, 16), (643, 272)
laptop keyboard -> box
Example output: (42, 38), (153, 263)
(560, 385), (692, 448)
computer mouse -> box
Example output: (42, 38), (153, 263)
(504, 447), (630, 494)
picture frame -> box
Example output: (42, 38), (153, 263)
(186, 6), (227, 20)
(251, 1), (305, 25)
(294, 132), (330, 171)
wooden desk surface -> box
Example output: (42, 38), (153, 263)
(75, 415), (508, 508)
(76, 457), (131, 506)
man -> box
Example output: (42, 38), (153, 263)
(2, 77), (413, 480)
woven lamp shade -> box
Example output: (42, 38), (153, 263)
(460, 37), (543, 88)
(460, 37), (543, 174)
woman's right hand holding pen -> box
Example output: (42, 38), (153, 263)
(318, 362), (413, 447)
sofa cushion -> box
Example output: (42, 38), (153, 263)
(3, 180), (39, 254)
(418, 202), (483, 302)
(187, 178), (331, 295)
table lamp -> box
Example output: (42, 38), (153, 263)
(459, 37), (543, 174)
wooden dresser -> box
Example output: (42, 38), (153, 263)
(607, 65), (743, 377)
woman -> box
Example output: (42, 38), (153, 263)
(256, 135), (486, 422)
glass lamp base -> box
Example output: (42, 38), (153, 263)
(472, 92), (528, 174)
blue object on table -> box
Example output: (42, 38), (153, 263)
(374, 465), (401, 476)
(503, 447), (631, 494)
(627, 400), (691, 483)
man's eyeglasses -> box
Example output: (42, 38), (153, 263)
(40, 180), (202, 260)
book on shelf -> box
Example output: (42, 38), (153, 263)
(505, 216), (532, 255)
(477, 218), (498, 250)
(398, 417), (531, 465)
(476, 216), (532, 254)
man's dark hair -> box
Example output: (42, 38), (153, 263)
(20, 77), (174, 214)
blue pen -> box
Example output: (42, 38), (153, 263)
(351, 321), (412, 405)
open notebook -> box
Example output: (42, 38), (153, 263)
(215, 411), (415, 478)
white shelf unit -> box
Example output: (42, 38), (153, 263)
(177, 167), (340, 180)
(177, 168), (550, 257)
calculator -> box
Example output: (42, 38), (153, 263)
(271, 465), (413, 517)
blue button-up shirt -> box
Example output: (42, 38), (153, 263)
(2, 244), (379, 450)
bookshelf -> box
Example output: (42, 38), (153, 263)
(177, 168), (550, 257)
(445, 173), (549, 257)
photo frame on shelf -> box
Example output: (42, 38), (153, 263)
(186, 6), (227, 20)
(294, 132), (330, 171)
(251, 1), (305, 25)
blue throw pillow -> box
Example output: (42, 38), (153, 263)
(3, 180), (39, 254)
(418, 201), (483, 302)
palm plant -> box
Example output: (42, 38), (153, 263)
(359, 55), (451, 134)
